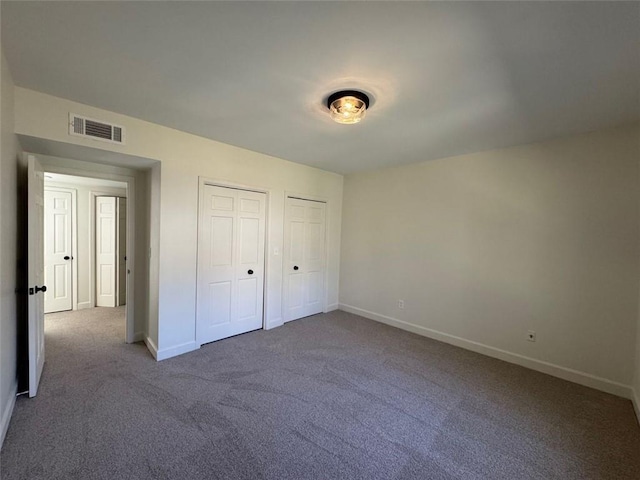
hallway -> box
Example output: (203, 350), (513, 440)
(1, 306), (153, 479)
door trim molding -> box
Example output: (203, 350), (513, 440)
(197, 177), (273, 345)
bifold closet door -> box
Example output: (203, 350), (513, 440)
(284, 197), (326, 322)
(96, 196), (117, 307)
(197, 185), (266, 345)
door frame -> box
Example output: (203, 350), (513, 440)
(196, 177), (272, 343)
(41, 164), (137, 344)
(283, 191), (330, 320)
(116, 197), (127, 307)
(42, 186), (78, 312)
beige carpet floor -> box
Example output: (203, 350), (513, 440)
(1, 306), (639, 479)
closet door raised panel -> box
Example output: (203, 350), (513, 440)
(304, 204), (326, 317)
(197, 185), (266, 345)
(285, 204), (305, 322)
(236, 194), (264, 323)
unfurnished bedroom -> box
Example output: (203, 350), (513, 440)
(0, 2), (639, 479)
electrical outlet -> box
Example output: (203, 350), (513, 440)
(398, 300), (405, 310)
(527, 330), (536, 342)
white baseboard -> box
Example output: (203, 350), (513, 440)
(326, 303), (339, 312)
(156, 341), (198, 361)
(339, 303), (633, 400)
(632, 388), (640, 426)
(0, 382), (18, 449)
(77, 302), (92, 310)
(265, 317), (283, 330)
(144, 336), (158, 360)
(132, 332), (145, 343)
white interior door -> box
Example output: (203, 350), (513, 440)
(27, 155), (46, 398)
(116, 197), (127, 306)
(197, 185), (266, 345)
(44, 190), (73, 313)
(95, 196), (117, 307)
(284, 197), (326, 322)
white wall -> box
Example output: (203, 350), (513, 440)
(14, 88), (343, 360)
(44, 179), (126, 310)
(340, 125), (640, 397)
(0, 51), (20, 445)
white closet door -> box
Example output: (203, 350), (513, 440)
(196, 185), (266, 345)
(96, 196), (117, 307)
(284, 197), (326, 322)
(44, 190), (73, 313)
(116, 197), (127, 306)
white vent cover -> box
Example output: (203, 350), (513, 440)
(69, 113), (125, 145)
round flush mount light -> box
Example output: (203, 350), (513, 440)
(327, 90), (370, 125)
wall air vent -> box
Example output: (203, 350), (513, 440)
(69, 113), (125, 145)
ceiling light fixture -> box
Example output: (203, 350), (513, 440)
(327, 90), (370, 125)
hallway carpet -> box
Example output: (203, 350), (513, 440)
(1, 307), (639, 479)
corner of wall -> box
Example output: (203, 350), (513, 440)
(146, 163), (161, 350)
(0, 47), (20, 449)
(0, 381), (17, 447)
(143, 336), (158, 360)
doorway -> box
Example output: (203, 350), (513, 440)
(43, 173), (128, 315)
(23, 150), (154, 398)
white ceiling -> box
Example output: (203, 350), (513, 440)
(3, 2), (639, 174)
(44, 172), (126, 190)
